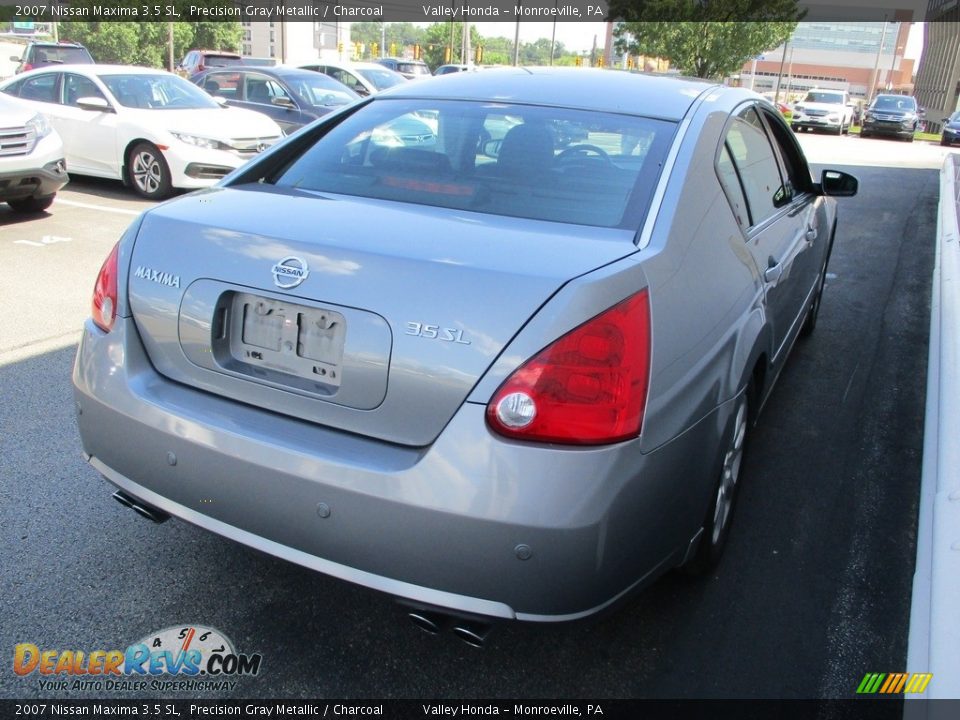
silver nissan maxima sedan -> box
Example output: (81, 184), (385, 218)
(73, 68), (857, 633)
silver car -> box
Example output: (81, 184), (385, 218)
(73, 69), (857, 638)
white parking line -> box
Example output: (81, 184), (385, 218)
(55, 198), (143, 216)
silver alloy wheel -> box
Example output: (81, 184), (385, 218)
(711, 397), (747, 546)
(131, 148), (164, 196)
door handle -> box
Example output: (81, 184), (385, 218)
(805, 226), (818, 242)
(764, 260), (783, 284)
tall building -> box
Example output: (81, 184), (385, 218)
(740, 21), (914, 103)
(913, 5), (960, 132)
(240, 21), (351, 65)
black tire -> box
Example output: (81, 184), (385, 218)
(7, 194), (55, 213)
(941, 138), (951, 146)
(682, 391), (749, 574)
(860, 130), (870, 139)
(906, 134), (915, 143)
(801, 254), (829, 338)
(126, 142), (172, 199)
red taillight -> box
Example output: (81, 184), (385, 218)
(92, 242), (119, 332)
(486, 290), (651, 445)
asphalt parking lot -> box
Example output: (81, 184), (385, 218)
(0, 133), (947, 699)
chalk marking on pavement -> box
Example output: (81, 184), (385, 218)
(55, 198), (142, 216)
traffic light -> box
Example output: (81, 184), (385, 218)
(626, 57), (633, 69)
(390, 43), (397, 56)
(414, 44), (422, 60)
(371, 42), (379, 57)
(444, 46), (451, 63)
(475, 45), (483, 64)
(575, 56), (582, 67)
(597, 55), (604, 67)
(337, 42), (343, 54)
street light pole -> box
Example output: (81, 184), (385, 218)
(868, 20), (889, 106)
(513, 14), (521, 66)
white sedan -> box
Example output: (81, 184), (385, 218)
(0, 64), (283, 199)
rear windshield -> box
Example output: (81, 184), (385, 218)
(357, 68), (405, 91)
(804, 91), (844, 104)
(397, 62), (431, 76)
(205, 55), (242, 68)
(270, 99), (675, 228)
(30, 46), (92, 64)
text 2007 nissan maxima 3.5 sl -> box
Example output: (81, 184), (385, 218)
(73, 68), (857, 627)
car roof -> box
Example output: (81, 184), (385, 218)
(382, 67), (717, 120)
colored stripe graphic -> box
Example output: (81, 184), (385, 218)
(857, 673), (886, 694)
(905, 673), (933, 693)
(856, 673), (933, 694)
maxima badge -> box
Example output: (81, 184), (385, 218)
(272, 256), (309, 289)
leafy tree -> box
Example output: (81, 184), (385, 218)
(421, 22), (481, 69)
(55, 21), (234, 69)
(614, 22), (798, 78)
(351, 22), (425, 55)
(608, 0), (804, 22)
(609, 0), (802, 78)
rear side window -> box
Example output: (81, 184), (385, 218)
(268, 99), (675, 228)
(723, 107), (784, 227)
(19, 73), (58, 103)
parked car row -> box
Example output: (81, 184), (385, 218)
(0, 64), (282, 199)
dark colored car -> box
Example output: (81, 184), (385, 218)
(191, 66), (359, 135)
(860, 94), (922, 142)
(10, 41), (94, 74)
(176, 50), (242, 78)
(374, 57), (431, 79)
(940, 111), (960, 146)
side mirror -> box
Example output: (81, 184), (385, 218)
(10, 55), (22, 62)
(213, 95), (229, 106)
(271, 96), (296, 109)
(919, 107), (927, 118)
(819, 169), (858, 198)
(76, 96), (115, 113)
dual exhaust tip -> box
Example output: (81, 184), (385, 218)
(113, 489), (491, 645)
(112, 490), (171, 524)
(408, 610), (490, 648)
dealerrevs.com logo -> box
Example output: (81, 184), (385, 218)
(13, 625), (263, 693)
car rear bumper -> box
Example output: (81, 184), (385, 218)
(73, 317), (729, 621)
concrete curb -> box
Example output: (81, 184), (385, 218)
(905, 153), (960, 705)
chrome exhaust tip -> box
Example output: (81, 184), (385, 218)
(112, 490), (171, 524)
(451, 622), (490, 648)
(408, 611), (443, 635)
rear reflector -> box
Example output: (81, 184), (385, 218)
(486, 289), (651, 445)
(92, 242), (119, 332)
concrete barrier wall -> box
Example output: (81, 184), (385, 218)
(906, 152), (960, 705)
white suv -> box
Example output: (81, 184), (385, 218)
(0, 93), (68, 213)
(791, 89), (855, 135)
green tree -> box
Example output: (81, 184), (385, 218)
(608, 0), (803, 22)
(609, 0), (802, 78)
(421, 22), (480, 69)
(55, 20), (235, 69)
(351, 22), (425, 56)
(614, 22), (797, 78)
